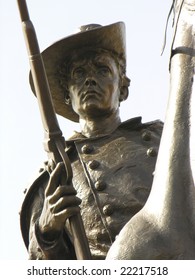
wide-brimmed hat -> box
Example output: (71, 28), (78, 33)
(30, 22), (126, 122)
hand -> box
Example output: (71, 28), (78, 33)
(38, 162), (81, 239)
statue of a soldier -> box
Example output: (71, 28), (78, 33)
(20, 22), (163, 260)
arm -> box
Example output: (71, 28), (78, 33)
(27, 163), (79, 260)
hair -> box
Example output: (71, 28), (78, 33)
(57, 47), (130, 103)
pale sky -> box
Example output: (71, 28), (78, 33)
(0, 0), (172, 259)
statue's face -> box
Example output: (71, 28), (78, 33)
(67, 53), (121, 119)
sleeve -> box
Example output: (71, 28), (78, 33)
(20, 170), (76, 260)
(28, 219), (76, 260)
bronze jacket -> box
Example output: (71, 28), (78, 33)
(20, 117), (163, 259)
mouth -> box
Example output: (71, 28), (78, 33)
(82, 90), (101, 101)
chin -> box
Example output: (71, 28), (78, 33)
(83, 101), (101, 112)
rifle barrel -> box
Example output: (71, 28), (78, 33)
(17, 0), (91, 260)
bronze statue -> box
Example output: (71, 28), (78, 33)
(18, 0), (195, 260)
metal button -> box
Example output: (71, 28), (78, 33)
(81, 144), (94, 154)
(88, 160), (100, 170)
(142, 130), (151, 141)
(103, 204), (114, 216)
(147, 147), (157, 157)
(95, 180), (107, 191)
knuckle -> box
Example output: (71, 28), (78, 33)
(58, 197), (65, 206)
(48, 196), (53, 205)
(75, 197), (82, 205)
(62, 208), (75, 219)
(66, 184), (77, 194)
(49, 204), (55, 213)
(56, 185), (65, 195)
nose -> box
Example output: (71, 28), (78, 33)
(85, 77), (97, 86)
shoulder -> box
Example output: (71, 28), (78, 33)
(119, 117), (163, 134)
(140, 119), (163, 131)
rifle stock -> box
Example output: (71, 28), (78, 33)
(17, 0), (91, 260)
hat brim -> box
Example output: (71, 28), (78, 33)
(30, 22), (126, 122)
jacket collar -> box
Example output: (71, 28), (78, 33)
(67, 116), (142, 142)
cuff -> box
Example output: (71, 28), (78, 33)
(34, 220), (63, 251)
(34, 220), (76, 259)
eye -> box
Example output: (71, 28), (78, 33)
(72, 67), (86, 80)
(98, 66), (111, 76)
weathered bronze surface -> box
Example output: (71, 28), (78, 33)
(19, 0), (195, 259)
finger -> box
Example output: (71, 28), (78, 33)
(54, 206), (81, 221)
(45, 162), (65, 196)
(49, 185), (77, 204)
(51, 196), (81, 213)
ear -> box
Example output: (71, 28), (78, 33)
(119, 86), (129, 102)
(64, 92), (71, 105)
(119, 76), (130, 102)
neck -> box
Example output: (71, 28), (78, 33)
(79, 111), (121, 138)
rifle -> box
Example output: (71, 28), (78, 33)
(17, 0), (91, 260)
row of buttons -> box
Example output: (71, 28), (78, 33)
(83, 146), (157, 165)
(83, 151), (112, 215)
(80, 131), (157, 217)
(81, 130), (152, 155)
